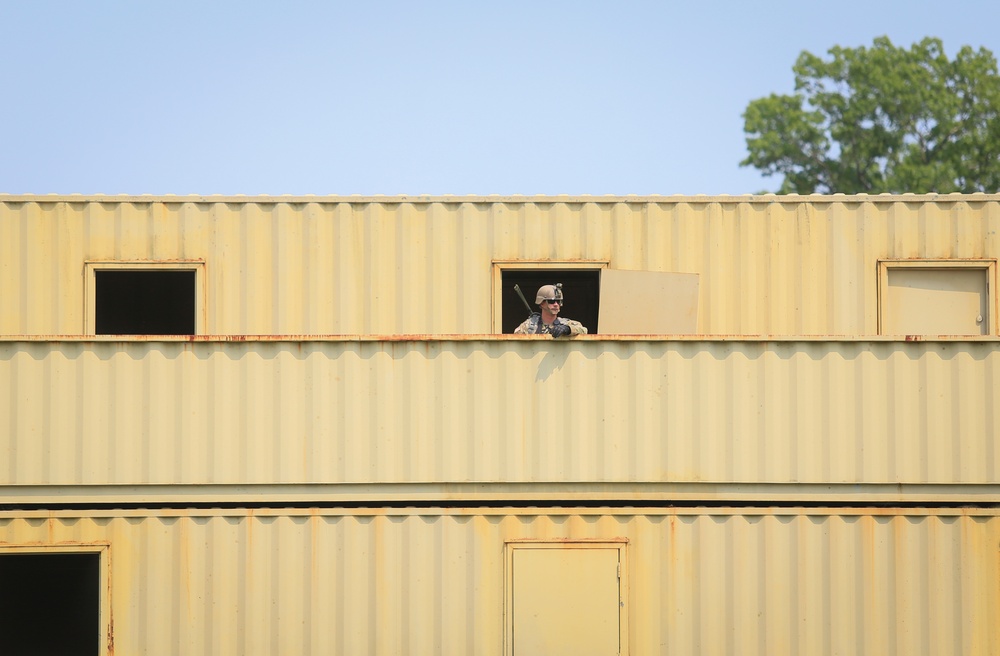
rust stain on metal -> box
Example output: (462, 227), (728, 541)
(106, 543), (114, 656)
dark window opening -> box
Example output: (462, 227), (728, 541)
(501, 269), (601, 334)
(0, 552), (100, 656)
(96, 269), (196, 335)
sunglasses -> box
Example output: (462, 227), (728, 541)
(543, 298), (562, 305)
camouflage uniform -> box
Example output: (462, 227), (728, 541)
(514, 314), (588, 336)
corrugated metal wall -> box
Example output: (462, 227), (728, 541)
(3, 195), (997, 655)
(1, 507), (996, 656)
(2, 338), (997, 490)
(2, 194), (998, 336)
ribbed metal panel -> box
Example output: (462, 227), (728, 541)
(2, 338), (997, 489)
(2, 195), (998, 336)
(0, 507), (996, 655)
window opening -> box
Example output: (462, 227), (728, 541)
(495, 263), (701, 335)
(500, 269), (602, 334)
(94, 268), (196, 335)
(0, 552), (101, 655)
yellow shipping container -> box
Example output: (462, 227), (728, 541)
(0, 338), (997, 493)
(1, 194), (997, 337)
(1, 507), (997, 655)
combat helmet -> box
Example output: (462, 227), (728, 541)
(535, 283), (564, 305)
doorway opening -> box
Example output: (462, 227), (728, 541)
(0, 552), (101, 655)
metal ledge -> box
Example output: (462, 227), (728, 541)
(2, 483), (999, 509)
(3, 334), (999, 343)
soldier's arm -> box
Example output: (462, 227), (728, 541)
(562, 319), (588, 335)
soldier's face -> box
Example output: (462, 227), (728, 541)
(541, 298), (562, 318)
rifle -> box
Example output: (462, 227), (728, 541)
(513, 284), (535, 318)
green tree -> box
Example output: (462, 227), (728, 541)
(741, 37), (1000, 194)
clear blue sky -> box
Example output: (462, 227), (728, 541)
(2, 0), (998, 196)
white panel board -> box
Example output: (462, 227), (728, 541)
(599, 269), (699, 334)
(882, 267), (989, 335)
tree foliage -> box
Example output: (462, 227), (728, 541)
(741, 37), (1000, 194)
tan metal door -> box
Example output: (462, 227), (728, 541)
(511, 546), (622, 656)
(598, 269), (699, 334)
(882, 268), (990, 335)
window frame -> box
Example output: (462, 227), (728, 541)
(492, 260), (608, 334)
(84, 260), (206, 336)
(876, 258), (997, 336)
(0, 542), (112, 655)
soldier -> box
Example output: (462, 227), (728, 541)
(513, 283), (588, 337)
